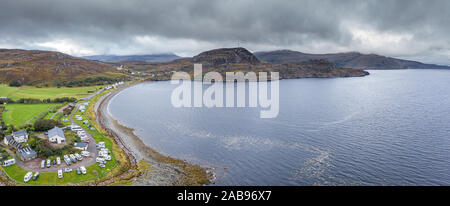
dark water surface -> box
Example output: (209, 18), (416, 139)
(109, 70), (450, 185)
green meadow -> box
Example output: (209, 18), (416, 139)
(0, 84), (102, 101)
(2, 104), (61, 125)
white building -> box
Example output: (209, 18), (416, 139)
(12, 130), (28, 143)
(48, 127), (66, 144)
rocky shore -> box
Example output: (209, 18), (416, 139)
(95, 86), (212, 186)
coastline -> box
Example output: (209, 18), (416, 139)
(96, 84), (212, 186)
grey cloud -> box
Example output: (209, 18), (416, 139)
(0, 0), (449, 64)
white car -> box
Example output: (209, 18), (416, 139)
(75, 153), (83, 161)
(56, 157), (61, 165)
(64, 168), (72, 173)
(99, 151), (108, 157)
(24, 172), (33, 182)
(57, 170), (63, 179)
(105, 155), (111, 161)
(80, 166), (87, 175)
(96, 157), (105, 163)
(100, 148), (110, 154)
(81, 151), (90, 157)
(69, 154), (77, 163)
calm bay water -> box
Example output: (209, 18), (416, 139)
(109, 70), (450, 185)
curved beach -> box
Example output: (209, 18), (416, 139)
(95, 85), (212, 186)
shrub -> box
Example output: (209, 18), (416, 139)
(8, 80), (22, 87)
(34, 119), (63, 132)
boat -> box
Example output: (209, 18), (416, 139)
(24, 172), (33, 182)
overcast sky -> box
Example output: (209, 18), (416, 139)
(1, 0), (449, 65)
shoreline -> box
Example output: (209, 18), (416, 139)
(96, 84), (212, 186)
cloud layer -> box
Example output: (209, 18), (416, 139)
(0, 0), (449, 64)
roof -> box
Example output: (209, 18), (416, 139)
(9, 139), (23, 150)
(48, 127), (65, 139)
(5, 136), (13, 141)
(74, 142), (88, 148)
(13, 130), (28, 137)
(17, 147), (36, 159)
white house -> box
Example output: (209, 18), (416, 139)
(3, 136), (12, 145)
(48, 127), (66, 144)
(12, 130), (28, 143)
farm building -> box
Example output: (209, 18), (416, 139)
(17, 147), (37, 161)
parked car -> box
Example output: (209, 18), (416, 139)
(64, 158), (71, 165)
(57, 170), (63, 179)
(32, 172), (39, 181)
(96, 157), (105, 163)
(75, 153), (83, 161)
(52, 160), (56, 165)
(80, 166), (87, 175)
(105, 155), (111, 161)
(76, 168), (81, 175)
(99, 164), (106, 168)
(56, 157), (61, 165)
(46, 159), (51, 168)
(64, 168), (72, 173)
(69, 154), (77, 163)
(81, 151), (90, 157)
(40, 160), (45, 169)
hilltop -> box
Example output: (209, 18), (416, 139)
(254, 50), (450, 70)
(118, 47), (369, 80)
(192, 47), (260, 66)
(83, 53), (181, 63)
(0, 49), (128, 86)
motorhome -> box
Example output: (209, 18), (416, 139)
(24, 172), (33, 182)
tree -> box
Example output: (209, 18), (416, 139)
(34, 119), (63, 132)
(9, 80), (22, 87)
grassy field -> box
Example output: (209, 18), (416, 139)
(2, 104), (61, 125)
(0, 84), (102, 101)
(1, 162), (113, 185)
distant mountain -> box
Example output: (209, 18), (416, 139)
(254, 50), (450, 70)
(0, 49), (126, 85)
(83, 53), (181, 63)
(119, 47), (369, 80)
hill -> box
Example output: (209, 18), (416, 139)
(118, 47), (369, 80)
(0, 49), (128, 86)
(83, 53), (181, 63)
(254, 50), (450, 70)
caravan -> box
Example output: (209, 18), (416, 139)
(24, 172), (33, 182)
(2, 159), (15, 167)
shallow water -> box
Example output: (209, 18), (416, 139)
(109, 69), (450, 185)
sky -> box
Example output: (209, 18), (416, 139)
(0, 0), (449, 65)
